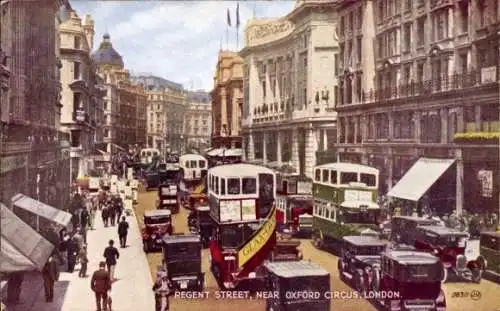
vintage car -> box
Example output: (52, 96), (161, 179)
(163, 234), (204, 291)
(480, 231), (500, 283)
(414, 225), (486, 283)
(141, 210), (172, 253)
(366, 250), (446, 311)
(390, 216), (441, 246)
(158, 183), (179, 214)
(187, 205), (212, 248)
(337, 235), (386, 289)
(144, 169), (161, 191)
(264, 260), (331, 311)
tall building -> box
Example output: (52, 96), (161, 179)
(334, 0), (500, 214)
(211, 51), (243, 149)
(131, 75), (186, 154)
(240, 0), (338, 178)
(184, 90), (212, 151)
(0, 0), (71, 210)
(59, 9), (106, 180)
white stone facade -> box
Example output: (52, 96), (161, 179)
(184, 91), (212, 150)
(240, 0), (338, 178)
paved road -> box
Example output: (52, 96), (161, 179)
(136, 190), (500, 311)
(4, 206), (155, 311)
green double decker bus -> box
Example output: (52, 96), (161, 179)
(311, 162), (381, 250)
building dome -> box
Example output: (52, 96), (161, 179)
(91, 33), (124, 68)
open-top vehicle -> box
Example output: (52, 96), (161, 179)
(414, 225), (485, 283)
(480, 231), (500, 283)
(364, 250), (447, 311)
(158, 182), (179, 214)
(264, 260), (331, 311)
(390, 216), (441, 245)
(142, 209), (172, 253)
(338, 235), (387, 290)
(163, 234), (204, 291)
(187, 205), (213, 248)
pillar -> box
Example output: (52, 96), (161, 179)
(304, 126), (318, 179)
(262, 132), (268, 164)
(276, 131), (282, 165)
(322, 129), (328, 150)
(457, 107), (465, 133)
(337, 118), (342, 144)
(387, 153), (393, 191)
(388, 111), (394, 140)
(291, 128), (299, 173)
(344, 117), (350, 143)
(354, 116), (360, 144)
(474, 105), (481, 132)
(455, 148), (464, 215)
(361, 115), (367, 143)
(414, 111), (421, 142)
(440, 108), (448, 143)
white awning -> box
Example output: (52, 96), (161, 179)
(387, 157), (455, 201)
(207, 148), (223, 156)
(11, 193), (72, 227)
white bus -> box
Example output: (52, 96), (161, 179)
(140, 148), (160, 166)
(179, 154), (208, 183)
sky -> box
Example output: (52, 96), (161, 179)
(71, 1), (296, 91)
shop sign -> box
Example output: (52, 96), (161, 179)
(477, 170), (493, 198)
(0, 155), (28, 173)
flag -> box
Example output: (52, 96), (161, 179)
(236, 3), (240, 28)
(227, 8), (231, 26)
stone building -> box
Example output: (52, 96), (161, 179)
(0, 0), (71, 210)
(240, 0), (338, 178)
(334, 0), (500, 215)
(211, 51), (243, 149)
(59, 9), (106, 180)
(184, 90), (212, 151)
(131, 75), (187, 154)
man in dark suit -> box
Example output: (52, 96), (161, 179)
(103, 240), (119, 280)
(42, 255), (59, 302)
(91, 261), (112, 311)
(117, 216), (129, 248)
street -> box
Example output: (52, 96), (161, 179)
(135, 190), (500, 311)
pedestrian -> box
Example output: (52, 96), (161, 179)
(103, 240), (120, 280)
(78, 244), (89, 277)
(102, 203), (109, 227)
(80, 207), (90, 241)
(91, 261), (112, 311)
(73, 227), (84, 250)
(109, 200), (117, 226)
(42, 255), (59, 302)
(117, 216), (129, 248)
(152, 268), (172, 311)
(6, 272), (24, 303)
(115, 197), (124, 225)
(67, 237), (78, 273)
(89, 204), (96, 230)
(59, 229), (70, 271)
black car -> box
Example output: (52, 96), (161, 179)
(338, 235), (387, 292)
(187, 205), (212, 248)
(162, 234), (204, 291)
(264, 260), (331, 311)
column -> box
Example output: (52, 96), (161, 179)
(455, 148), (464, 215)
(361, 115), (367, 143)
(414, 111), (422, 142)
(354, 116), (359, 144)
(241, 136), (247, 162)
(337, 118), (342, 144)
(474, 105), (481, 132)
(262, 132), (268, 164)
(456, 107), (465, 133)
(322, 129), (328, 150)
(291, 128), (299, 173)
(248, 133), (255, 161)
(440, 108), (448, 143)
(276, 131), (282, 166)
(304, 127), (318, 179)
(344, 117), (350, 143)
(388, 110), (394, 140)
(387, 153), (393, 191)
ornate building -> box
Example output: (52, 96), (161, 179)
(240, 0), (338, 178)
(184, 90), (212, 151)
(0, 0), (71, 210)
(59, 9), (105, 180)
(211, 51), (243, 149)
(335, 0), (500, 215)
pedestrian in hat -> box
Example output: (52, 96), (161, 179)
(78, 244), (89, 277)
(91, 261), (112, 311)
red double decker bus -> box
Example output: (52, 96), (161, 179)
(207, 164), (277, 289)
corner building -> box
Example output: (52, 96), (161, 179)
(240, 0), (338, 178)
(335, 0), (500, 215)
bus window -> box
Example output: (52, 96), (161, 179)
(185, 161), (190, 168)
(315, 169), (321, 181)
(220, 225), (242, 248)
(360, 173), (376, 187)
(190, 160), (197, 168)
(330, 170), (338, 184)
(215, 177), (219, 194)
(340, 172), (358, 184)
(242, 177), (256, 194)
(199, 160), (206, 168)
(147, 151), (152, 156)
(258, 173), (274, 218)
(227, 178), (240, 195)
(322, 170), (329, 182)
(220, 178), (226, 195)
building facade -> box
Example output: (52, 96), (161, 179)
(59, 9), (105, 180)
(211, 51), (244, 149)
(240, 0), (338, 178)
(184, 90), (212, 151)
(0, 0), (71, 210)
(335, 0), (500, 215)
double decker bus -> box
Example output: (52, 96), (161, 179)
(207, 164), (277, 289)
(276, 174), (313, 236)
(312, 163), (381, 250)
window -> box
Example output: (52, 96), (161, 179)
(258, 173), (274, 218)
(434, 10), (448, 40)
(315, 169), (321, 181)
(189, 160), (197, 168)
(356, 74), (362, 103)
(417, 17), (425, 46)
(227, 178), (240, 194)
(70, 130), (81, 147)
(349, 11), (354, 32)
(215, 177), (219, 194)
(416, 62), (425, 83)
(478, 0), (486, 27)
(334, 54), (339, 75)
(303, 87), (307, 107)
(220, 178), (226, 195)
(330, 170), (338, 184)
(322, 170), (329, 182)
(262, 80), (266, 99)
(74, 36), (81, 49)
(74, 62), (81, 80)
(357, 6), (363, 29)
(340, 172), (358, 184)
(459, 52), (468, 73)
(405, 0), (412, 11)
(242, 177), (256, 194)
(459, 1), (469, 33)
(73, 92), (81, 108)
(198, 160), (206, 168)
(356, 37), (362, 63)
(403, 23), (412, 52)
(104, 129), (109, 138)
(360, 173), (376, 187)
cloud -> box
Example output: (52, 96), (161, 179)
(71, 1), (295, 91)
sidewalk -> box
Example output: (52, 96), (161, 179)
(3, 209), (155, 311)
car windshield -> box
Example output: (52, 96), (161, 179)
(167, 260), (201, 277)
(145, 216), (170, 225)
(357, 245), (384, 255)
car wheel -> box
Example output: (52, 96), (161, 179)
(338, 260), (346, 281)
